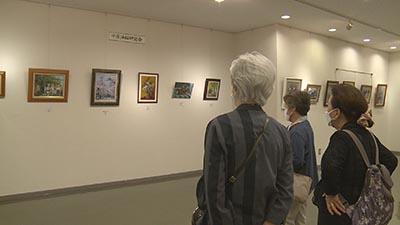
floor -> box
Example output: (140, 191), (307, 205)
(0, 159), (399, 225)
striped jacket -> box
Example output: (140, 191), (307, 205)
(202, 104), (293, 225)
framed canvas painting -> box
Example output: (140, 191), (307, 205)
(138, 72), (159, 103)
(374, 84), (387, 107)
(324, 80), (339, 106)
(203, 78), (221, 100)
(343, 81), (355, 86)
(28, 68), (69, 102)
(172, 82), (194, 99)
(0, 71), (5, 97)
(91, 69), (121, 106)
(360, 85), (373, 103)
(285, 78), (302, 95)
(306, 84), (321, 104)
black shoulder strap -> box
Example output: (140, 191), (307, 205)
(229, 117), (270, 183)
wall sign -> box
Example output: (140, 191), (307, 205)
(109, 32), (145, 44)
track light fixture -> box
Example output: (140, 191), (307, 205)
(346, 20), (353, 30)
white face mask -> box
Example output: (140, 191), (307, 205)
(284, 108), (291, 121)
(325, 109), (337, 126)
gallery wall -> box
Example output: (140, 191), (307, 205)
(0, 0), (235, 196)
(388, 52), (400, 151)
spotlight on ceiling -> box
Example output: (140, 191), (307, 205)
(363, 38), (371, 42)
(346, 21), (353, 30)
(390, 46), (397, 50)
(328, 28), (337, 32)
(281, 14), (291, 20)
(214, 0), (224, 2)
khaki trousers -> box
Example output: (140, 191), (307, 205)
(285, 198), (308, 225)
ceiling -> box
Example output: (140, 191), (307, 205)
(25, 0), (400, 52)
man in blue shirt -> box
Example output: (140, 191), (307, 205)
(283, 91), (318, 225)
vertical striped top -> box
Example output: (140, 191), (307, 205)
(202, 104), (293, 225)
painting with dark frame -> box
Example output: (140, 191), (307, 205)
(91, 69), (121, 106)
(0, 71), (5, 97)
(324, 80), (339, 106)
(28, 68), (69, 102)
(374, 84), (387, 107)
(285, 78), (302, 95)
(360, 85), (373, 103)
(138, 72), (159, 103)
(172, 82), (194, 99)
(343, 81), (355, 86)
(203, 78), (221, 100)
(306, 84), (321, 104)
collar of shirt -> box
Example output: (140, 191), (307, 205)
(236, 103), (263, 111)
(287, 116), (308, 130)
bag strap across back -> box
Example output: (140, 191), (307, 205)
(342, 129), (379, 167)
(229, 117), (270, 183)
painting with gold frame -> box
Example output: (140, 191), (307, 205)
(0, 71), (5, 97)
(306, 84), (321, 104)
(374, 84), (387, 107)
(138, 72), (159, 103)
(28, 68), (69, 102)
(91, 68), (121, 106)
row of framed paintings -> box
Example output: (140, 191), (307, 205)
(285, 78), (388, 107)
(2, 68), (221, 105)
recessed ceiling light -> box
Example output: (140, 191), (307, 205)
(363, 38), (371, 42)
(328, 28), (337, 32)
(281, 14), (291, 20)
(390, 46), (397, 50)
(214, 0), (224, 2)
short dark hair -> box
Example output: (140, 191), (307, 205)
(331, 84), (368, 122)
(283, 91), (310, 116)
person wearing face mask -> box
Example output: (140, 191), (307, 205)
(283, 91), (318, 225)
(313, 84), (398, 225)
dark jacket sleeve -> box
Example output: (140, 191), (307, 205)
(321, 131), (348, 195)
(375, 135), (398, 174)
(290, 130), (306, 173)
(203, 119), (234, 225)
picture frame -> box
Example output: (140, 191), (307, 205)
(91, 68), (122, 106)
(138, 72), (159, 103)
(360, 85), (373, 103)
(343, 81), (355, 86)
(284, 78), (302, 96)
(28, 68), (69, 102)
(324, 80), (339, 106)
(374, 84), (387, 107)
(203, 78), (221, 100)
(0, 71), (5, 97)
(306, 84), (321, 104)
(172, 82), (194, 99)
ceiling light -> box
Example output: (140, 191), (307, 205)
(390, 46), (397, 50)
(328, 28), (337, 32)
(346, 21), (353, 30)
(214, 0), (224, 2)
(363, 38), (371, 42)
(281, 14), (291, 20)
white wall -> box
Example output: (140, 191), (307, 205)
(0, 0), (235, 196)
(388, 52), (400, 151)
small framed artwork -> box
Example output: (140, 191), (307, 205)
(172, 82), (194, 99)
(285, 78), (302, 95)
(0, 71), (5, 97)
(374, 84), (387, 107)
(28, 68), (69, 102)
(203, 78), (221, 100)
(343, 81), (355, 86)
(138, 72), (159, 103)
(91, 69), (121, 106)
(306, 84), (321, 104)
(324, 80), (339, 106)
(360, 85), (373, 103)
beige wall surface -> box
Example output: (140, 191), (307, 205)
(0, 0), (398, 197)
(0, 0), (235, 196)
(388, 52), (400, 151)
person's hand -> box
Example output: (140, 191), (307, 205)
(325, 194), (346, 216)
(262, 221), (275, 225)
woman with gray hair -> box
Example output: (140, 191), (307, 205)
(195, 52), (293, 225)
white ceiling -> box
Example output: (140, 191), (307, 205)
(25, 0), (400, 52)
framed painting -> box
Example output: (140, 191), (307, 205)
(324, 80), (339, 106)
(0, 71), (5, 97)
(360, 85), (373, 103)
(306, 84), (321, 104)
(374, 84), (387, 107)
(172, 82), (194, 99)
(284, 78), (302, 95)
(91, 68), (121, 106)
(28, 68), (69, 102)
(138, 72), (159, 103)
(343, 81), (355, 86)
(203, 78), (221, 100)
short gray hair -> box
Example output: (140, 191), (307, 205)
(230, 52), (276, 106)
